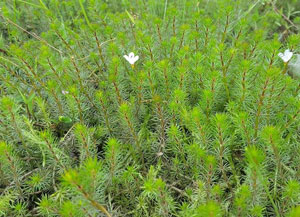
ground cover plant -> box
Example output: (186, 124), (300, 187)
(0, 0), (300, 216)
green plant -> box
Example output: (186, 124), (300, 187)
(0, 0), (299, 216)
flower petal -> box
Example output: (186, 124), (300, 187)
(284, 49), (293, 62)
(129, 52), (134, 58)
(124, 55), (130, 62)
(286, 52), (293, 62)
(284, 49), (290, 56)
(133, 55), (139, 63)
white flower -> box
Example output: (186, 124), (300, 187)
(123, 52), (139, 65)
(62, 90), (69, 95)
(278, 49), (293, 63)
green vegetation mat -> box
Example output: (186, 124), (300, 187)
(0, 0), (300, 216)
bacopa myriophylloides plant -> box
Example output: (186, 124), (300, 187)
(0, 0), (300, 216)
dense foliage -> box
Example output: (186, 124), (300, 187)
(0, 0), (300, 216)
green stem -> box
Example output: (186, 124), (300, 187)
(261, 178), (280, 217)
(79, 0), (91, 29)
